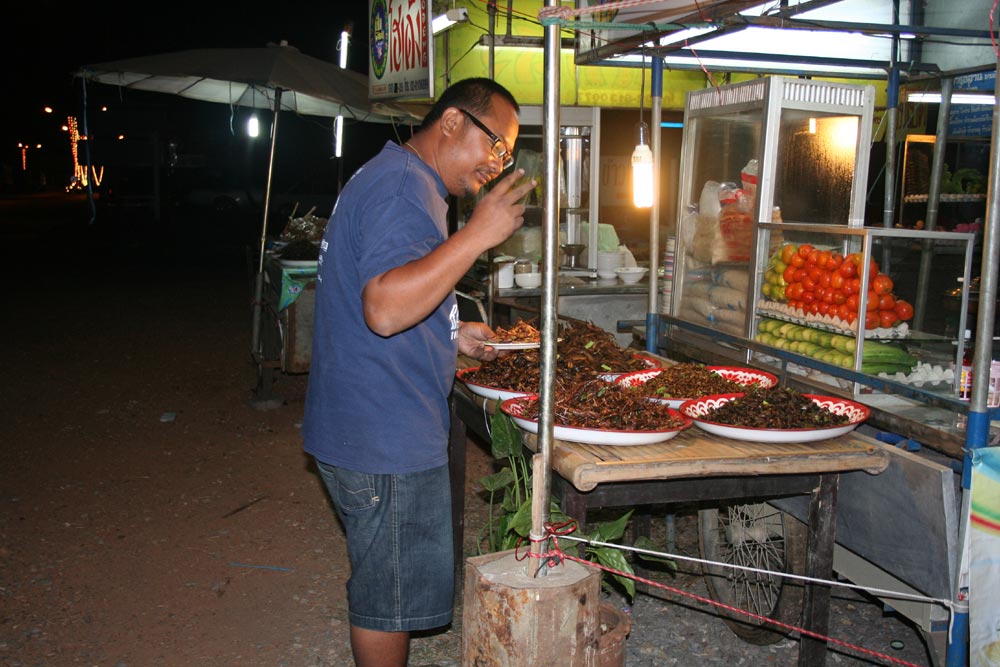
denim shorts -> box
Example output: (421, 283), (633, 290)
(316, 461), (454, 632)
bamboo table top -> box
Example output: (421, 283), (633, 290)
(452, 377), (889, 493)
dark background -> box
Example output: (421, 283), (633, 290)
(4, 0), (400, 212)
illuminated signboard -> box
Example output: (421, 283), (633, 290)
(368, 0), (432, 100)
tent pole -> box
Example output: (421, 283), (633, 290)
(251, 87), (284, 395)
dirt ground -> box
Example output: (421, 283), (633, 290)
(1, 193), (937, 667)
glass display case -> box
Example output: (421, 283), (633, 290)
(749, 222), (976, 399)
(661, 75), (983, 410)
(668, 77), (875, 341)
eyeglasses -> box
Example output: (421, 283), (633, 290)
(458, 109), (514, 170)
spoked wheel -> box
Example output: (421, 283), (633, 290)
(698, 502), (807, 645)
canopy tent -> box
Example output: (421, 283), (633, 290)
(77, 41), (425, 402)
(77, 41), (421, 123)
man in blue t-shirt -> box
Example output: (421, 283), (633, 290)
(303, 78), (534, 667)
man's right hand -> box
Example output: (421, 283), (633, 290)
(464, 169), (536, 249)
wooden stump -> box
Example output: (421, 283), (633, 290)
(462, 549), (602, 666)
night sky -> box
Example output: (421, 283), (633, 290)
(5, 0), (382, 192)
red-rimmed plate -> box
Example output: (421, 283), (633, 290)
(615, 366), (778, 408)
(597, 353), (664, 381)
(678, 393), (870, 443)
(455, 367), (534, 402)
(499, 395), (692, 446)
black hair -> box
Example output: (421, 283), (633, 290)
(418, 77), (519, 131)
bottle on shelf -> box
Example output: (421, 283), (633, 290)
(959, 329), (973, 401)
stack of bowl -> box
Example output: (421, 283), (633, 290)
(596, 250), (624, 280)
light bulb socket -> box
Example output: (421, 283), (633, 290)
(635, 121), (649, 147)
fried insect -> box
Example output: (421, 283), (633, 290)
(632, 363), (742, 399)
(702, 386), (849, 429)
(519, 376), (686, 431)
(488, 319), (541, 344)
(464, 321), (650, 392)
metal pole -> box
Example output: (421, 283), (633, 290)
(647, 56), (663, 354)
(529, 0), (560, 574)
(947, 57), (1000, 667)
(251, 88), (283, 369)
(912, 77), (952, 331)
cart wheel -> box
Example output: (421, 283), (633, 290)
(698, 502), (807, 645)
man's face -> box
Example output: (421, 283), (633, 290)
(441, 96), (520, 199)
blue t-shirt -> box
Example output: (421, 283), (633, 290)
(302, 142), (459, 474)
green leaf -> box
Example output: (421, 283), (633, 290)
(633, 535), (677, 571)
(509, 499), (534, 537)
(479, 468), (515, 493)
(590, 509), (633, 543)
(591, 546), (635, 601)
(489, 409), (523, 459)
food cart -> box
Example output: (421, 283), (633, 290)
(450, 1), (997, 665)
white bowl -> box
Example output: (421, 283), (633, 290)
(514, 272), (542, 288)
(596, 268), (618, 280)
(615, 266), (649, 284)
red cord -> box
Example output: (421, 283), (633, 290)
(520, 524), (926, 667)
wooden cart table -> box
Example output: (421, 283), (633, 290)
(448, 379), (889, 667)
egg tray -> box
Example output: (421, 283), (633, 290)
(756, 299), (911, 340)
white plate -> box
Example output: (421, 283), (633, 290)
(678, 393), (870, 443)
(484, 341), (541, 350)
(455, 367), (534, 402)
(615, 366), (779, 408)
(499, 396), (691, 446)
(279, 259), (318, 268)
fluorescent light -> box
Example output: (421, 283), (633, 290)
(906, 92), (996, 105)
(334, 116), (344, 158)
(432, 7), (468, 35)
(247, 115), (260, 138)
(631, 122), (654, 209)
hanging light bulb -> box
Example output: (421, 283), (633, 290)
(631, 49), (653, 208)
(247, 114), (260, 138)
(632, 121), (653, 208)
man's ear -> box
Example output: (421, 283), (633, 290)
(439, 107), (463, 138)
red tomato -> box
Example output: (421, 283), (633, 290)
(801, 290), (816, 303)
(864, 310), (879, 330)
(829, 272), (846, 290)
(808, 266), (824, 283)
(818, 302), (831, 316)
(807, 301), (821, 315)
(798, 243), (815, 258)
(844, 309), (858, 325)
(794, 268), (809, 282)
(827, 252), (844, 270)
(835, 304), (852, 321)
(817, 250), (832, 268)
(872, 274), (894, 296)
(786, 282), (803, 300)
(846, 293), (860, 310)
(807, 249), (821, 266)
(878, 293), (896, 311)
(846, 277), (862, 295)
(783, 266), (798, 284)
(802, 276), (817, 292)
(838, 260), (857, 279)
(789, 253), (805, 268)
(894, 299), (914, 321)
(865, 290), (880, 311)
(820, 271), (832, 289)
(832, 291), (847, 305)
(879, 309), (898, 329)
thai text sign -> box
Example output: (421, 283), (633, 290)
(368, 0), (432, 100)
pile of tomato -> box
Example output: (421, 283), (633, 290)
(762, 243), (914, 329)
